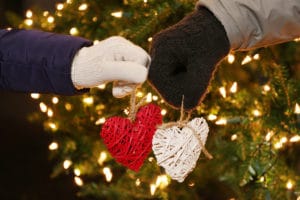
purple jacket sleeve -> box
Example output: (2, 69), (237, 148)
(0, 29), (93, 95)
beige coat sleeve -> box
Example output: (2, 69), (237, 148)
(198, 0), (300, 51)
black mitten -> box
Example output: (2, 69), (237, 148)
(148, 6), (230, 110)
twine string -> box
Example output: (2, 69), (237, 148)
(128, 88), (146, 121)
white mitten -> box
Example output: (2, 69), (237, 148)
(71, 36), (150, 97)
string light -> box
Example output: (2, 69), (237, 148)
(265, 131), (274, 141)
(216, 118), (227, 125)
(152, 95), (158, 101)
(30, 93), (40, 99)
(259, 176), (265, 182)
(219, 87), (227, 98)
(241, 55), (252, 65)
(146, 93), (152, 103)
(161, 109), (167, 116)
(207, 114), (217, 121)
(111, 11), (123, 18)
(63, 160), (72, 169)
(150, 184), (156, 196)
(156, 175), (170, 189)
(26, 10), (33, 18)
(39, 102), (48, 112)
(47, 109), (54, 117)
(65, 103), (73, 111)
(294, 103), (300, 114)
(263, 84), (271, 92)
(231, 134), (237, 141)
(47, 16), (55, 23)
(274, 142), (283, 149)
(252, 109), (262, 117)
(70, 27), (79, 35)
(294, 37), (300, 42)
(143, 0), (148, 3)
(227, 53), (235, 64)
(188, 182), (195, 187)
(135, 178), (141, 186)
(286, 180), (294, 190)
(230, 82), (238, 93)
(48, 122), (57, 131)
(290, 135), (300, 143)
(97, 151), (107, 165)
(95, 117), (106, 125)
(136, 91), (144, 98)
(253, 54), (260, 60)
(97, 84), (106, 89)
(148, 157), (154, 162)
(74, 176), (84, 186)
(78, 3), (88, 11)
(43, 11), (49, 17)
(148, 37), (153, 42)
(280, 137), (288, 144)
(24, 19), (33, 26)
(66, 0), (72, 4)
(83, 97), (94, 105)
(74, 168), (81, 176)
(48, 142), (59, 150)
(52, 97), (59, 104)
(103, 167), (113, 182)
(56, 3), (64, 10)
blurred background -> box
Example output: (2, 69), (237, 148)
(0, 1), (80, 199)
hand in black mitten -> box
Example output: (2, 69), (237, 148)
(148, 7), (230, 110)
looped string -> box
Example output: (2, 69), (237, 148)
(128, 88), (146, 121)
(158, 96), (213, 160)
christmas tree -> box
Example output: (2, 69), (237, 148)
(8, 0), (300, 199)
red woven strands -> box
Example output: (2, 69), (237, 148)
(101, 104), (162, 171)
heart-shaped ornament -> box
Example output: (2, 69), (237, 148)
(152, 117), (209, 182)
(100, 104), (162, 171)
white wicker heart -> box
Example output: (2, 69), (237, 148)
(152, 117), (209, 182)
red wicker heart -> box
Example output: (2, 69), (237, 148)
(100, 104), (162, 171)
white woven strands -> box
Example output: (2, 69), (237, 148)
(152, 117), (209, 182)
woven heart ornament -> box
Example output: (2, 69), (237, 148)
(152, 117), (211, 182)
(100, 104), (162, 171)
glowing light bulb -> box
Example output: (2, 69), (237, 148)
(83, 97), (94, 105)
(265, 131), (274, 141)
(136, 91), (144, 98)
(280, 137), (288, 144)
(253, 109), (261, 117)
(143, 0), (148, 3)
(97, 151), (107, 165)
(74, 176), (83, 186)
(47, 16), (54, 23)
(63, 160), (72, 169)
(146, 93), (152, 103)
(47, 109), (54, 117)
(161, 109), (167, 116)
(219, 87), (226, 98)
(26, 10), (33, 18)
(39, 102), (47, 112)
(286, 180), (293, 190)
(216, 118), (227, 125)
(294, 37), (300, 42)
(78, 3), (88, 11)
(103, 167), (113, 182)
(136, 178), (141, 186)
(230, 82), (238, 93)
(207, 114), (217, 121)
(74, 168), (81, 176)
(52, 97), (59, 104)
(259, 176), (265, 182)
(290, 135), (300, 142)
(56, 3), (64, 10)
(95, 117), (106, 125)
(70, 27), (79, 35)
(274, 142), (283, 149)
(111, 11), (123, 18)
(241, 55), (252, 65)
(253, 54), (260, 60)
(156, 175), (169, 189)
(97, 84), (106, 89)
(66, 0), (72, 4)
(150, 184), (156, 196)
(65, 103), (72, 111)
(148, 157), (154, 162)
(227, 53), (235, 64)
(152, 95), (158, 101)
(31, 93), (40, 99)
(48, 142), (58, 150)
(24, 19), (33, 26)
(263, 84), (271, 92)
(231, 134), (237, 141)
(48, 122), (57, 130)
(294, 103), (300, 114)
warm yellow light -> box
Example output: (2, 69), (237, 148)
(253, 109), (261, 117)
(230, 82), (238, 93)
(103, 167), (113, 182)
(48, 142), (58, 150)
(95, 117), (106, 125)
(280, 137), (288, 144)
(227, 53), (235, 64)
(69, 27), (79, 35)
(97, 84), (106, 90)
(150, 184), (156, 196)
(188, 182), (195, 187)
(146, 93), (152, 103)
(156, 175), (169, 189)
(48, 122), (57, 130)
(26, 10), (33, 18)
(136, 91), (144, 98)
(263, 84), (271, 92)
(161, 109), (167, 116)
(39, 102), (47, 112)
(92, 17), (98, 22)
(24, 19), (33, 26)
(286, 180), (293, 190)
(56, 3), (64, 10)
(66, 0), (72, 4)
(63, 160), (72, 169)
(259, 176), (265, 182)
(74, 176), (83, 186)
(216, 118), (227, 125)
(148, 157), (154, 162)
(111, 11), (123, 18)
(253, 54), (260, 60)
(294, 37), (300, 42)
(31, 93), (40, 99)
(43, 11), (49, 17)
(47, 16), (55, 23)
(83, 97), (94, 105)
(47, 109), (54, 117)
(65, 103), (73, 111)
(207, 114), (217, 121)
(135, 178), (141, 186)
(297, 196), (300, 200)
(241, 55), (252, 65)
(219, 87), (227, 98)
(143, 0), (148, 3)
(52, 97), (59, 104)
(265, 131), (274, 141)
(74, 168), (81, 176)
(78, 3), (88, 11)
(152, 95), (158, 101)
(290, 135), (300, 143)
(6, 27), (12, 31)
(148, 37), (153, 42)
(294, 103), (300, 114)
(231, 134), (237, 141)
(97, 151), (107, 165)
(274, 142), (283, 149)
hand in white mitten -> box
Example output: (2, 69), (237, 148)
(71, 36), (150, 97)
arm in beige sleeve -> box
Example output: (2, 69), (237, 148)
(198, 0), (300, 51)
